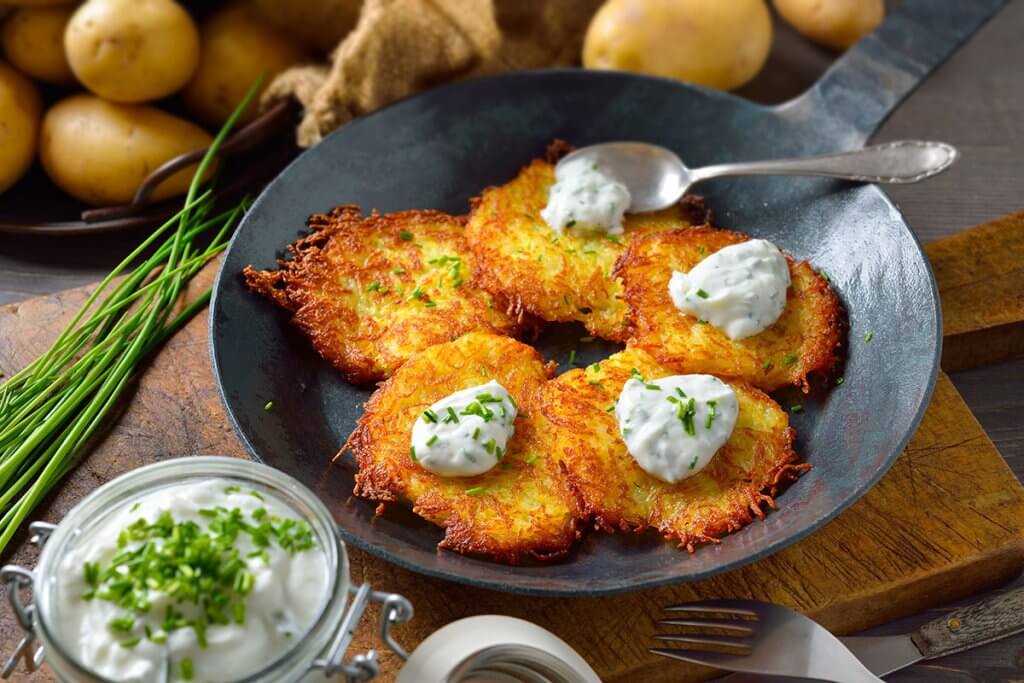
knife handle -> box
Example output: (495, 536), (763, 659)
(911, 586), (1024, 659)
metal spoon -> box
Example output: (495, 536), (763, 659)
(559, 140), (958, 213)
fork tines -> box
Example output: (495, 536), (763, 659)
(653, 602), (758, 660)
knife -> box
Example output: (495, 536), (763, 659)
(718, 585), (1024, 682)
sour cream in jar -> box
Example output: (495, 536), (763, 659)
(541, 157), (632, 235)
(615, 373), (738, 484)
(410, 380), (517, 477)
(669, 239), (791, 340)
(54, 478), (328, 683)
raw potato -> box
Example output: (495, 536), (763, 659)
(64, 0), (200, 103)
(2, 6), (76, 84)
(583, 0), (773, 91)
(774, 0), (883, 50)
(40, 95), (213, 206)
(0, 61), (41, 194)
(183, 3), (310, 126)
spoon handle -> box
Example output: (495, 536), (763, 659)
(689, 140), (957, 186)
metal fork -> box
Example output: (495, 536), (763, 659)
(651, 600), (882, 683)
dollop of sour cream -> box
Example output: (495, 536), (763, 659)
(615, 373), (738, 484)
(56, 479), (327, 683)
(669, 239), (791, 340)
(411, 380), (517, 477)
(541, 157), (632, 235)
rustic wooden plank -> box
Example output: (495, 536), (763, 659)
(1, 264), (1022, 682)
(925, 210), (1024, 372)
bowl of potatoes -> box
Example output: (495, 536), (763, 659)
(0, 0), (329, 235)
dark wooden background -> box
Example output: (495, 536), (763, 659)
(1, 3), (1022, 680)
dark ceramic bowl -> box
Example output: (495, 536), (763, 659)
(209, 1), (1002, 595)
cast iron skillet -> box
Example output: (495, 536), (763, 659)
(210, 0), (1003, 595)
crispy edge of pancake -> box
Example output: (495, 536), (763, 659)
(346, 332), (585, 563)
(242, 205), (534, 384)
(465, 140), (712, 342)
(616, 226), (844, 392)
(539, 347), (808, 551)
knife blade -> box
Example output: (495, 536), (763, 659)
(714, 634), (924, 683)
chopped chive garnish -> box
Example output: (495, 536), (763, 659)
(675, 387), (686, 398)
(605, 404), (616, 412)
(819, 270), (831, 283)
(835, 377), (845, 386)
(181, 658), (194, 680)
(465, 486), (487, 496)
(263, 400), (273, 411)
(630, 368), (644, 382)
(424, 300), (437, 307)
(644, 383), (661, 391)
(444, 407), (460, 423)
(588, 362), (601, 373)
(366, 281), (382, 292)
(791, 405), (804, 414)
(565, 219), (577, 228)
(410, 286), (425, 300)
(588, 380), (604, 387)
(484, 438), (497, 455)
(666, 395), (678, 404)
(130, 502), (140, 513)
(249, 490), (264, 502)
(605, 234), (621, 244)
(696, 289), (709, 299)
(677, 397), (697, 436)
(472, 427), (481, 440)
(224, 485), (241, 494)
(784, 353), (798, 366)
(410, 446), (417, 461)
(426, 434), (438, 446)
(398, 230), (413, 241)
(763, 358), (773, 370)
(705, 400), (717, 429)
(689, 455), (699, 470)
(568, 350), (577, 366)
(421, 409), (439, 423)
(525, 453), (539, 464)
(697, 319), (708, 325)
(393, 267), (405, 274)
(495, 446), (504, 460)
(864, 332), (874, 343)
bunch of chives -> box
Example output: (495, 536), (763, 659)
(0, 79), (264, 555)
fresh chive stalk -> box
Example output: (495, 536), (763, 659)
(0, 78), (266, 555)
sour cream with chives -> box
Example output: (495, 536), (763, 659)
(541, 157), (632, 235)
(56, 479), (327, 683)
(411, 380), (517, 477)
(669, 239), (791, 340)
(615, 373), (738, 484)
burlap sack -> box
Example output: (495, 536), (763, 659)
(262, 0), (604, 147)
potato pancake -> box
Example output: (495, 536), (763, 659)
(348, 332), (585, 562)
(539, 347), (807, 551)
(617, 226), (843, 391)
(243, 206), (531, 384)
(465, 142), (710, 341)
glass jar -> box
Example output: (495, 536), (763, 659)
(1, 456), (412, 683)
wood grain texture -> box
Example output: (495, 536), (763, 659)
(926, 210), (1024, 372)
(911, 586), (1024, 659)
(0, 254), (1023, 681)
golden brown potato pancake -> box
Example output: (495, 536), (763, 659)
(347, 332), (585, 562)
(243, 206), (531, 384)
(617, 226), (843, 391)
(465, 142), (710, 341)
(539, 347), (807, 551)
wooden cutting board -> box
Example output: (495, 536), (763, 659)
(2, 211), (1024, 682)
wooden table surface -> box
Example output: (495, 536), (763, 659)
(2, 3), (1023, 680)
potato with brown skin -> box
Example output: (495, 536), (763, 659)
(774, 0), (884, 51)
(39, 95), (213, 206)
(583, 0), (773, 91)
(249, 0), (361, 54)
(183, 3), (310, 127)
(348, 332), (585, 563)
(64, 0), (199, 103)
(0, 61), (41, 194)
(243, 206), (534, 384)
(2, 6), (75, 85)
(539, 347), (807, 551)
(616, 226), (844, 392)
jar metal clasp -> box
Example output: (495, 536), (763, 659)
(310, 581), (414, 682)
(1, 521), (57, 679)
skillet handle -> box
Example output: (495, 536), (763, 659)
(786, 0), (1006, 145)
